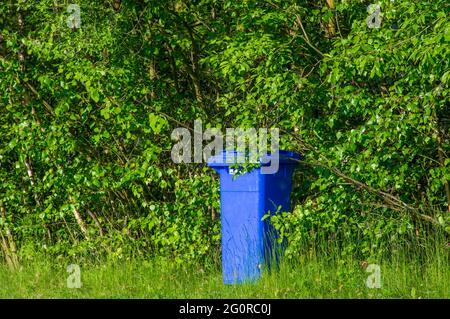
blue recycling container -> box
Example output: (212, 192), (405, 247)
(208, 150), (301, 284)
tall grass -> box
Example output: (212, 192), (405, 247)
(1, 233), (448, 298)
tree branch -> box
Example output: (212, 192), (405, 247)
(294, 14), (324, 57)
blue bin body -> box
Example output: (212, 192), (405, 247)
(208, 150), (300, 284)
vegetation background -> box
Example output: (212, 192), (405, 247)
(0, 0), (449, 297)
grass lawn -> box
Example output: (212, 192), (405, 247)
(1, 250), (449, 298)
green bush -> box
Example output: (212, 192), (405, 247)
(0, 0), (448, 265)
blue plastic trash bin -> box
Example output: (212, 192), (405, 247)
(207, 150), (301, 284)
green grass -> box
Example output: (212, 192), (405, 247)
(1, 248), (449, 298)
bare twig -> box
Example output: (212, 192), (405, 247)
(294, 14), (324, 57)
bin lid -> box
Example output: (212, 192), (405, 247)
(207, 150), (302, 167)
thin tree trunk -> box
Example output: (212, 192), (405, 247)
(71, 200), (89, 239)
(87, 209), (104, 236)
(183, 20), (205, 106)
(437, 135), (450, 212)
(432, 106), (450, 212)
(149, 58), (157, 99)
(324, 0), (336, 38)
(0, 206), (19, 270)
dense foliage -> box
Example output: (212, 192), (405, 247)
(0, 0), (448, 267)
